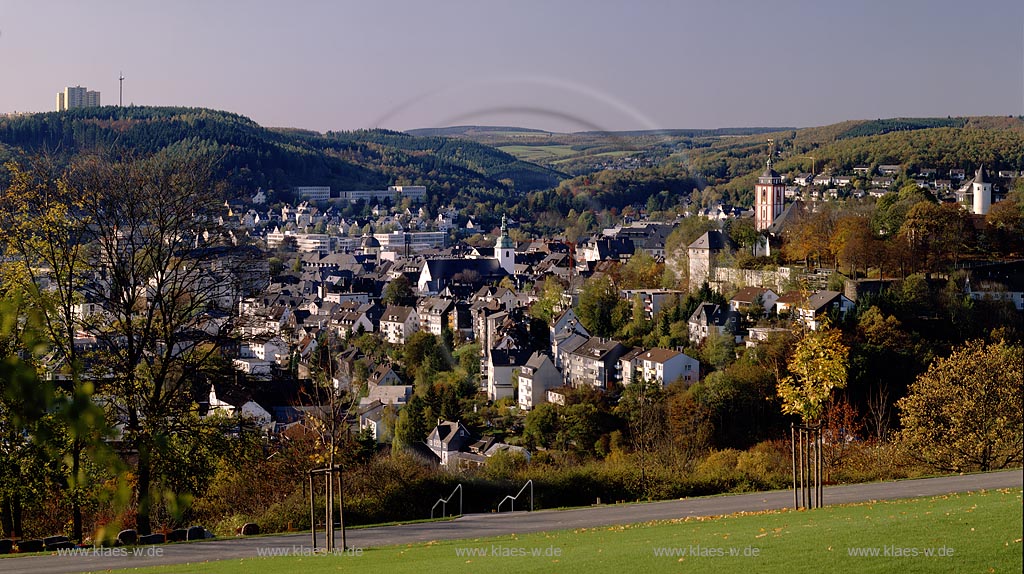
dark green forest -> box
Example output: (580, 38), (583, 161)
(0, 107), (563, 198)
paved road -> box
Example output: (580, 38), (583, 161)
(6, 469), (1020, 574)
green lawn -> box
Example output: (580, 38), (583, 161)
(113, 488), (1022, 574)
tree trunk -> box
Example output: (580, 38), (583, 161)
(11, 492), (22, 539)
(135, 442), (153, 536)
(71, 438), (83, 542)
(1, 495), (12, 538)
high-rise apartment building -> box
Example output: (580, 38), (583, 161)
(56, 86), (101, 111)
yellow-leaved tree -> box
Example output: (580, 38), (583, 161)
(898, 340), (1023, 472)
(776, 327), (849, 424)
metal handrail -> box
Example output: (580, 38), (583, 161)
(431, 483), (463, 519)
(497, 479), (533, 513)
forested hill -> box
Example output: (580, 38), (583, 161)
(683, 116), (1024, 205)
(0, 107), (565, 198)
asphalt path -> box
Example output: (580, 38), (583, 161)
(4, 469), (1020, 574)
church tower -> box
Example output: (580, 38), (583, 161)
(971, 165), (992, 215)
(496, 215), (515, 274)
(755, 140), (785, 231)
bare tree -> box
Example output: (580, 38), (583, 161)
(68, 150), (256, 535)
(865, 383), (892, 441)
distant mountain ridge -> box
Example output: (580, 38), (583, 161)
(406, 125), (795, 138)
(0, 107), (565, 198)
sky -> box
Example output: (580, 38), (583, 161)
(2, 0), (1023, 133)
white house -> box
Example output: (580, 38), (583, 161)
(621, 348), (699, 387)
(427, 420), (473, 467)
(517, 352), (562, 410)
(729, 287), (779, 316)
(687, 303), (738, 344)
(794, 291), (855, 330)
(486, 348), (531, 401)
(380, 305), (419, 344)
(232, 358), (273, 378)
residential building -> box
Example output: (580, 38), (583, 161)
(620, 289), (686, 321)
(56, 85), (100, 111)
(368, 363), (403, 387)
(601, 222), (674, 257)
(746, 326), (794, 348)
(517, 352), (562, 410)
(794, 290), (855, 330)
(417, 297), (455, 336)
(729, 287), (779, 316)
(564, 337), (628, 390)
(623, 347), (700, 386)
(687, 302), (739, 344)
(486, 348), (531, 401)
(964, 262), (1024, 311)
(550, 309), (590, 370)
(365, 384), (413, 406)
(332, 303), (376, 337)
(579, 237), (635, 263)
(427, 420), (474, 467)
(358, 401), (395, 443)
(773, 291), (807, 316)
(380, 305), (419, 344)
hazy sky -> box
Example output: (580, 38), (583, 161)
(2, 0), (1023, 133)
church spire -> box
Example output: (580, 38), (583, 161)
(496, 214), (515, 274)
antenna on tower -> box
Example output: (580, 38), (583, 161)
(119, 72), (125, 107)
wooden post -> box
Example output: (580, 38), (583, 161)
(337, 468), (346, 550)
(817, 429), (823, 508)
(324, 473), (332, 552)
(790, 424), (797, 509)
(308, 473), (315, 551)
(794, 427), (802, 507)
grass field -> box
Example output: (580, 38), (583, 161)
(111, 488), (1022, 574)
(549, 149), (635, 165)
(498, 144), (578, 162)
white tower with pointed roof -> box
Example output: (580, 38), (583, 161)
(972, 166), (992, 215)
(496, 215), (515, 274)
